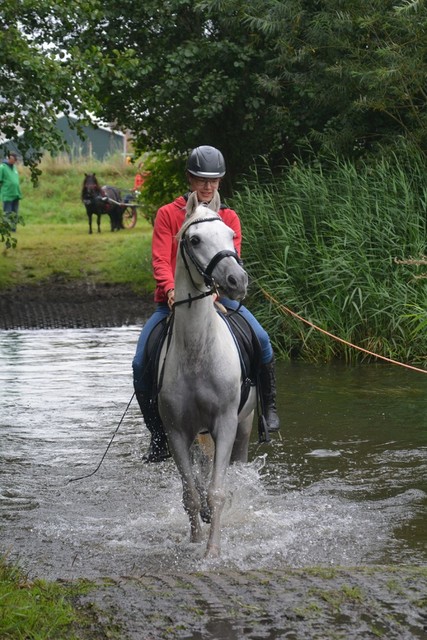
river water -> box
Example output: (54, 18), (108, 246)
(0, 327), (426, 582)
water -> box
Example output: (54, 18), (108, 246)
(0, 327), (426, 581)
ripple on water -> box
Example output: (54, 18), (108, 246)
(305, 448), (342, 458)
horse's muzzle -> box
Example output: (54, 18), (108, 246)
(218, 265), (248, 300)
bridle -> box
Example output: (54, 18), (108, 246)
(174, 217), (243, 308)
(82, 179), (101, 201)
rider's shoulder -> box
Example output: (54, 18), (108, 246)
(220, 204), (239, 220)
(157, 195), (187, 214)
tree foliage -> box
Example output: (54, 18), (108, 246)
(2, 0), (427, 193)
(0, 0), (136, 180)
(62, 0), (285, 194)
(239, 0), (427, 158)
(66, 0), (427, 185)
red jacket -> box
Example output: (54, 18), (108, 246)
(152, 194), (242, 303)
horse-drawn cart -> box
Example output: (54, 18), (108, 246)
(110, 190), (139, 229)
(82, 173), (141, 233)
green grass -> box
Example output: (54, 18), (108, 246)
(0, 154), (155, 294)
(0, 555), (112, 639)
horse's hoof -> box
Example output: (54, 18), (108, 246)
(200, 506), (211, 524)
(204, 544), (220, 559)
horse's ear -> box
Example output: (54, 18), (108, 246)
(206, 190), (220, 213)
(185, 191), (199, 219)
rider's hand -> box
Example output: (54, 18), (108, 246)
(167, 288), (175, 309)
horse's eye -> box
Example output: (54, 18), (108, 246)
(190, 236), (200, 246)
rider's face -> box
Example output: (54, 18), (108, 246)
(188, 174), (221, 202)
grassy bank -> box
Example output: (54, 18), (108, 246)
(0, 555), (118, 639)
(0, 155), (154, 294)
(234, 150), (427, 364)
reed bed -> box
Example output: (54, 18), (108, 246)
(233, 152), (427, 364)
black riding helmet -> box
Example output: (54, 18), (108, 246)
(187, 145), (226, 178)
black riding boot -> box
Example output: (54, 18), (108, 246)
(259, 358), (280, 432)
(135, 392), (171, 463)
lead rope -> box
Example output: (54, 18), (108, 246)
(67, 315), (173, 484)
(260, 286), (427, 375)
(67, 392), (136, 484)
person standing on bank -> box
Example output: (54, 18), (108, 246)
(132, 145), (280, 462)
(0, 152), (22, 232)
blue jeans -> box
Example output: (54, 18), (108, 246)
(3, 200), (19, 231)
(132, 303), (170, 393)
(132, 299), (273, 394)
(220, 297), (273, 363)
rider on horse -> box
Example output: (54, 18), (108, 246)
(132, 145), (280, 462)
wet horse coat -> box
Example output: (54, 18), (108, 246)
(158, 191), (256, 557)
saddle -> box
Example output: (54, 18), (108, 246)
(142, 308), (262, 413)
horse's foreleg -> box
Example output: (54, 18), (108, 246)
(169, 432), (203, 543)
(193, 433), (215, 523)
(88, 213), (92, 234)
(182, 479), (203, 543)
(97, 214), (101, 233)
(205, 427), (235, 557)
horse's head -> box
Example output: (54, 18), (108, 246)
(82, 173), (100, 193)
(178, 190), (248, 301)
(82, 173), (102, 204)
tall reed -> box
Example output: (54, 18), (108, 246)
(233, 151), (427, 364)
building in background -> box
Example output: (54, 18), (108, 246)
(1, 115), (127, 162)
(56, 115), (126, 161)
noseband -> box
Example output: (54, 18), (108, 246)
(175, 217), (243, 308)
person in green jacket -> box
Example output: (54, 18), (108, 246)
(0, 152), (22, 231)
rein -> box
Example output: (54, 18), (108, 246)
(173, 289), (216, 308)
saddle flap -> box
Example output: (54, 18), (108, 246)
(223, 311), (262, 381)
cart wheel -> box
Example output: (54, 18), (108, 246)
(122, 206), (137, 229)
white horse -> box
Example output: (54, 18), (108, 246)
(158, 190), (256, 557)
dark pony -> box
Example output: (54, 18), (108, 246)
(81, 173), (125, 233)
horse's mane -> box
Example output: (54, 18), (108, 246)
(177, 190), (221, 240)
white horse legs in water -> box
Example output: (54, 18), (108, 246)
(158, 191), (256, 557)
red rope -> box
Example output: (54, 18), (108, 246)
(260, 287), (427, 375)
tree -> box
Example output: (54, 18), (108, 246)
(3, 0), (427, 201)
(64, 0), (287, 194)
(65, 0), (427, 190)
(239, 0), (427, 158)
(0, 0), (136, 179)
